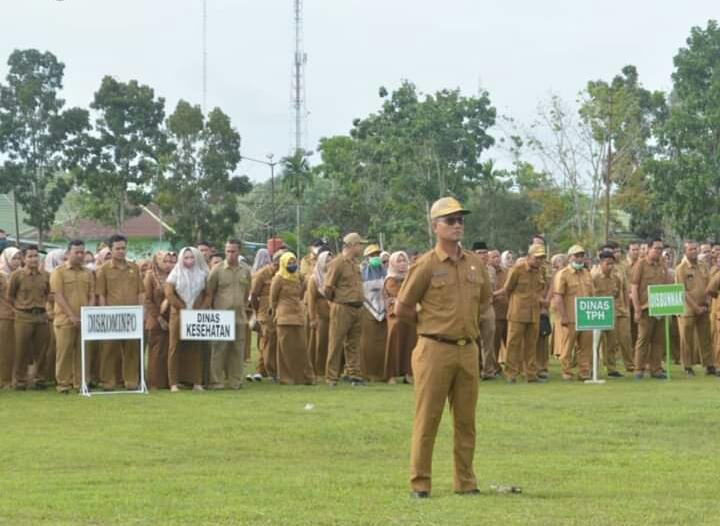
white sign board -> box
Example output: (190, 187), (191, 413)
(181, 310), (236, 341)
(81, 305), (143, 341)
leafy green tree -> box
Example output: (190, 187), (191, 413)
(0, 49), (89, 247)
(77, 76), (166, 229)
(155, 100), (249, 245)
(280, 149), (313, 256)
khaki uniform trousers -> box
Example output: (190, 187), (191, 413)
(311, 316), (330, 378)
(210, 322), (246, 389)
(600, 316), (634, 373)
(504, 321), (539, 381)
(55, 326), (84, 391)
(633, 311), (664, 376)
(410, 337), (479, 493)
(559, 325), (592, 379)
(478, 306), (497, 377)
(260, 320), (278, 379)
(147, 329), (169, 389)
(494, 318), (507, 365)
(678, 313), (713, 369)
(100, 340), (140, 390)
(326, 303), (362, 383)
(14, 311), (50, 388)
(535, 333), (549, 373)
(0, 319), (15, 388)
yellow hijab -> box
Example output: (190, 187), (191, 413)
(277, 251), (299, 283)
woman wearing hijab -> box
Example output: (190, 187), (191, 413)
(383, 251), (416, 384)
(501, 250), (515, 270)
(144, 251), (173, 389)
(307, 250), (332, 379)
(248, 248), (272, 380)
(165, 247), (209, 392)
(359, 244), (388, 382)
(270, 252), (314, 385)
(37, 249), (66, 387)
(0, 247), (22, 389)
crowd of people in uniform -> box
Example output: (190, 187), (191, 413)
(1, 214), (720, 395)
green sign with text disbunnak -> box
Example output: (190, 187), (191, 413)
(648, 284), (685, 317)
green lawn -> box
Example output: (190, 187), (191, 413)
(2, 360), (720, 525)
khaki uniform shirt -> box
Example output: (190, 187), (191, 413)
(323, 254), (363, 304)
(492, 265), (509, 320)
(300, 253), (317, 279)
(630, 258), (669, 311)
(553, 265), (594, 323)
(397, 246), (490, 340)
(270, 275), (304, 326)
(206, 260), (252, 323)
(675, 258), (709, 317)
(96, 259), (144, 306)
(307, 276), (330, 320)
(0, 273), (15, 320)
(250, 265), (275, 322)
(505, 260), (545, 324)
(8, 267), (51, 310)
(50, 263), (94, 328)
(143, 273), (169, 331)
(592, 268), (626, 318)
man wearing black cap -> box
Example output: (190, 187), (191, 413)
(473, 242), (498, 379)
(592, 249), (625, 377)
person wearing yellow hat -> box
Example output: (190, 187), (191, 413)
(499, 243), (548, 383)
(395, 196), (490, 498)
(553, 244), (595, 380)
(323, 232), (368, 386)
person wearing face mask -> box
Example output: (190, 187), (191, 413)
(250, 250), (284, 381)
(323, 233), (369, 387)
(383, 251), (416, 384)
(143, 251), (173, 389)
(270, 252), (314, 385)
(7, 245), (52, 390)
(165, 247), (209, 392)
(1, 247), (23, 388)
(553, 245), (595, 381)
(359, 244), (388, 382)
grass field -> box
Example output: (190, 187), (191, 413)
(2, 359), (720, 525)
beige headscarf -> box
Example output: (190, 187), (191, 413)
(1, 247), (21, 275)
(44, 249), (66, 273)
(167, 247), (208, 307)
(313, 251), (332, 297)
(385, 251), (409, 281)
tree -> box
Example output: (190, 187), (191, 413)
(648, 20), (720, 239)
(0, 49), (89, 247)
(280, 148), (313, 256)
(77, 76), (166, 229)
(155, 100), (249, 245)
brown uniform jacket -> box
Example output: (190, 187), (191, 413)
(96, 259), (144, 305)
(397, 246), (490, 340)
(0, 273), (14, 320)
(50, 263), (94, 328)
(553, 265), (594, 323)
(8, 267), (51, 310)
(205, 260), (252, 322)
(591, 267), (626, 318)
(307, 276), (330, 321)
(675, 258), (709, 317)
(270, 275), (304, 326)
(143, 273), (169, 331)
(323, 253), (363, 304)
(492, 265), (509, 320)
(250, 265), (275, 322)
(505, 260), (546, 324)
(630, 258), (670, 311)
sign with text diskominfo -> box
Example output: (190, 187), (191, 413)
(180, 310), (236, 341)
(81, 305), (143, 341)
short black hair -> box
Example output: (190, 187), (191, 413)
(626, 241), (639, 249)
(531, 234), (545, 243)
(310, 239), (324, 247)
(68, 239), (85, 250)
(225, 239), (242, 248)
(598, 249), (615, 260)
(472, 241), (488, 251)
(108, 234), (127, 248)
(23, 244), (39, 255)
(197, 240), (211, 248)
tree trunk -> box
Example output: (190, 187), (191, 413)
(425, 200), (433, 248)
(11, 188), (21, 245)
(296, 200), (301, 259)
(604, 140), (612, 243)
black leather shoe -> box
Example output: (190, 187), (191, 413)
(651, 372), (667, 380)
(607, 371), (624, 378)
(410, 491), (430, 499)
(685, 367), (695, 377)
(455, 489), (481, 496)
(706, 366), (717, 376)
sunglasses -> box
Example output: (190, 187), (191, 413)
(440, 216), (465, 226)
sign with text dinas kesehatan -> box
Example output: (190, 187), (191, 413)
(180, 310), (236, 341)
(648, 284), (685, 317)
(81, 306), (144, 341)
(575, 296), (615, 331)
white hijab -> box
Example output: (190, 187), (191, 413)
(313, 251), (331, 297)
(1, 247), (21, 275)
(167, 247), (208, 308)
(44, 249), (66, 273)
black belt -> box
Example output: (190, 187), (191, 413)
(19, 307), (46, 315)
(421, 334), (472, 347)
(340, 302), (363, 309)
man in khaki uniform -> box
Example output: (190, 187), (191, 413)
(206, 239), (252, 389)
(250, 252), (282, 380)
(554, 244), (594, 380)
(625, 242), (641, 346)
(472, 242), (497, 379)
(7, 245), (51, 389)
(500, 244), (547, 383)
(630, 238), (670, 379)
(323, 232), (367, 386)
(51, 240), (95, 393)
(675, 241), (716, 376)
(488, 249), (508, 369)
(396, 197), (490, 498)
(592, 249), (626, 377)
(96, 234), (145, 390)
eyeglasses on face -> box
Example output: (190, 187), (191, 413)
(440, 216), (465, 226)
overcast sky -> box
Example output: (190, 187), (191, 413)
(1, 1), (716, 181)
